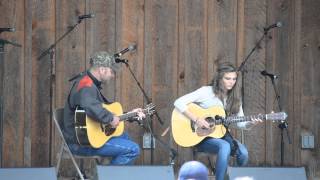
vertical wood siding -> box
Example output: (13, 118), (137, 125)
(0, 0), (319, 179)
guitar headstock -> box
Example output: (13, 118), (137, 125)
(144, 103), (156, 116)
(266, 112), (288, 121)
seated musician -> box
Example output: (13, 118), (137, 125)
(63, 51), (145, 165)
(173, 62), (262, 180)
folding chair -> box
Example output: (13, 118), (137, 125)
(53, 108), (100, 180)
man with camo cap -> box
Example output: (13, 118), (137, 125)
(63, 51), (145, 165)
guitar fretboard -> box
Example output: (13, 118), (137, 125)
(119, 112), (138, 121)
(118, 108), (152, 121)
(225, 114), (266, 123)
(207, 112), (286, 125)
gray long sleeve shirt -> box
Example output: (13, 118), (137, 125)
(174, 86), (249, 129)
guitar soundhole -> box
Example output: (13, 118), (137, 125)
(103, 125), (116, 136)
(195, 117), (214, 136)
(205, 117), (215, 127)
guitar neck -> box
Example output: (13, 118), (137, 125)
(118, 108), (150, 121)
(226, 114), (266, 123)
(214, 114), (266, 125)
(119, 112), (138, 121)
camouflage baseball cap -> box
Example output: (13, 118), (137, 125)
(89, 51), (120, 72)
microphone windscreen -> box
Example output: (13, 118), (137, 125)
(276, 21), (282, 28)
(128, 44), (137, 51)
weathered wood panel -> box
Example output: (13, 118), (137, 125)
(0, 0), (25, 167)
(299, 0), (320, 179)
(0, 0), (319, 179)
(266, 0), (296, 166)
(292, 0), (302, 168)
(55, 0), (86, 105)
(241, 0), (267, 166)
(145, 0), (178, 165)
(53, 0), (87, 176)
(23, 0), (34, 167)
(30, 0), (56, 167)
(176, 0), (208, 167)
(117, 0), (146, 164)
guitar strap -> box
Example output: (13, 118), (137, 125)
(222, 98), (240, 157)
(99, 90), (111, 104)
(223, 104), (239, 156)
(67, 81), (77, 111)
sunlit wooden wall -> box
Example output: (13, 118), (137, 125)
(0, 0), (319, 179)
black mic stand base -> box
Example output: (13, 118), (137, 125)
(278, 121), (290, 166)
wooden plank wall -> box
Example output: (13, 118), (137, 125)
(0, 0), (319, 179)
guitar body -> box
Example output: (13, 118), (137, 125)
(75, 102), (124, 148)
(171, 104), (227, 147)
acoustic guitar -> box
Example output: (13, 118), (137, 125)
(171, 103), (287, 147)
(75, 102), (155, 148)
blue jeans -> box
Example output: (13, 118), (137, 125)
(69, 132), (140, 165)
(197, 136), (248, 180)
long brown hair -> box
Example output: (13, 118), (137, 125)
(210, 62), (241, 116)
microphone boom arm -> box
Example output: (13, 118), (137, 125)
(122, 60), (164, 125)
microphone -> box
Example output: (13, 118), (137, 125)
(115, 58), (128, 64)
(261, 70), (278, 79)
(78, 13), (95, 20)
(0, 27), (15, 32)
(114, 44), (137, 58)
(264, 21), (282, 32)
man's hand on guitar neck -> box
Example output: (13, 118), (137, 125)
(130, 108), (146, 120)
(109, 108), (146, 128)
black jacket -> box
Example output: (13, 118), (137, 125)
(63, 71), (114, 144)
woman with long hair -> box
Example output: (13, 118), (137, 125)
(174, 62), (261, 180)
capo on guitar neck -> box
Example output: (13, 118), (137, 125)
(215, 115), (223, 120)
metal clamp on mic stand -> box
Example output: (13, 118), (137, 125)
(117, 58), (177, 165)
(37, 13), (94, 166)
(262, 70), (291, 166)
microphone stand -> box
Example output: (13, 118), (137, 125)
(37, 18), (85, 166)
(0, 37), (22, 166)
(121, 59), (177, 165)
(237, 27), (269, 72)
(237, 27), (270, 144)
(267, 76), (291, 166)
(237, 24), (291, 165)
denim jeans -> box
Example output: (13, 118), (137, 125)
(69, 132), (140, 165)
(197, 137), (248, 180)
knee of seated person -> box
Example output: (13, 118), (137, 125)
(132, 144), (141, 157)
(242, 149), (249, 158)
(236, 151), (248, 166)
(238, 145), (248, 157)
(219, 141), (231, 155)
